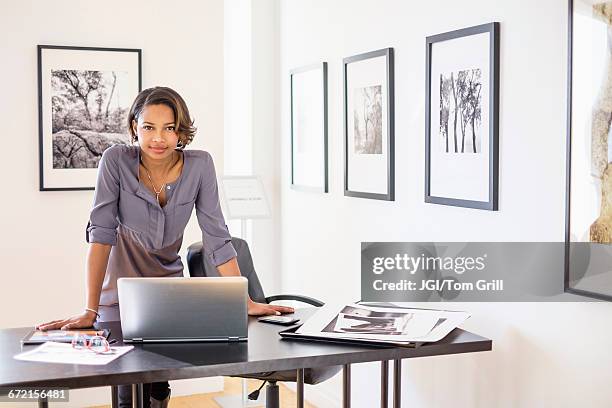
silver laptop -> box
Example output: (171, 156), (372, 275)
(117, 277), (248, 343)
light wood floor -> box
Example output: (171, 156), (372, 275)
(90, 377), (317, 408)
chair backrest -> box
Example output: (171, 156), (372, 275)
(186, 237), (267, 304)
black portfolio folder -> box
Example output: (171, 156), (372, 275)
(278, 325), (420, 348)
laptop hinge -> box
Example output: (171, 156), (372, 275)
(132, 338), (143, 343)
(228, 336), (240, 342)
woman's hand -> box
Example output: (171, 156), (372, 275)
(36, 311), (98, 331)
(216, 259), (295, 316)
(248, 299), (294, 316)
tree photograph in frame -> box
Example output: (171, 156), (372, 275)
(290, 62), (328, 193)
(344, 48), (394, 201)
(566, 0), (612, 301)
(425, 23), (499, 210)
(38, 45), (141, 191)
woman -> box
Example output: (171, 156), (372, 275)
(37, 87), (293, 408)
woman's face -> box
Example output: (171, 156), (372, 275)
(132, 104), (179, 161)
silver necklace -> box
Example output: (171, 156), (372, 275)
(141, 153), (178, 205)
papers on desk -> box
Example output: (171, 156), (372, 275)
(14, 342), (133, 365)
(21, 328), (110, 345)
(295, 303), (470, 345)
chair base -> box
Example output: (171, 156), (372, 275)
(265, 381), (279, 408)
(213, 395), (265, 408)
(213, 378), (267, 408)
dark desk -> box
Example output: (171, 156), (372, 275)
(0, 309), (491, 408)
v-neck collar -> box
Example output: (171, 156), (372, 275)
(135, 147), (186, 208)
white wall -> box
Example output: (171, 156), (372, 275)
(0, 0), (225, 405)
(251, 0), (282, 296)
(224, 0), (253, 177)
(275, 0), (612, 407)
(223, 0), (282, 294)
(222, 0), (282, 295)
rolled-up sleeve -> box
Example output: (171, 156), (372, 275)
(195, 152), (237, 266)
(87, 146), (120, 245)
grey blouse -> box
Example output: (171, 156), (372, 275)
(86, 144), (237, 307)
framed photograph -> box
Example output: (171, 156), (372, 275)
(38, 45), (142, 191)
(425, 23), (499, 210)
(290, 62), (328, 193)
(343, 48), (395, 201)
(565, 0), (612, 301)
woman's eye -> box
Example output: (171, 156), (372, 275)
(143, 126), (153, 131)
(166, 126), (175, 131)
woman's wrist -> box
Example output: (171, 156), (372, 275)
(84, 308), (100, 319)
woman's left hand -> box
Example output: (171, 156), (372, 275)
(248, 299), (294, 316)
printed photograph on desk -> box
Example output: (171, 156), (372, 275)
(324, 305), (443, 337)
(297, 303), (469, 344)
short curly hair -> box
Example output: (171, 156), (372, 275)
(127, 86), (196, 149)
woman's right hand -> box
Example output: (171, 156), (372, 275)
(36, 311), (98, 331)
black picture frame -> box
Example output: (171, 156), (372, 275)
(38, 45), (142, 191)
(564, 0), (612, 301)
(343, 48), (395, 201)
(290, 62), (329, 193)
(425, 22), (500, 210)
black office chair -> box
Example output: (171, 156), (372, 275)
(186, 238), (341, 408)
